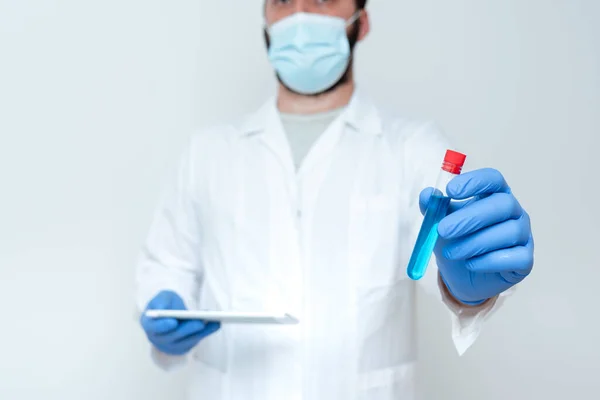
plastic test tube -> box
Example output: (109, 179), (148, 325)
(406, 150), (467, 281)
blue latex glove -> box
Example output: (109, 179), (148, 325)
(140, 290), (220, 355)
(419, 168), (534, 305)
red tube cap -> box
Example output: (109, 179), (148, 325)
(443, 150), (467, 174)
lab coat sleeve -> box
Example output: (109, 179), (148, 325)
(402, 121), (513, 356)
(134, 136), (204, 370)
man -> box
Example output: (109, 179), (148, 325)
(135, 1), (534, 399)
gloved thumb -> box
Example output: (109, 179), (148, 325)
(141, 291), (184, 336)
(146, 290), (184, 311)
(418, 187), (436, 215)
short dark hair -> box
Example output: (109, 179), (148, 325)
(356, 0), (368, 9)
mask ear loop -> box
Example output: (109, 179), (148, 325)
(345, 10), (362, 27)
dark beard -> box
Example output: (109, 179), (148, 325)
(264, 19), (361, 97)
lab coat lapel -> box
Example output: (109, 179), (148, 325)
(261, 101), (297, 181)
(296, 116), (345, 180)
(239, 97), (296, 181)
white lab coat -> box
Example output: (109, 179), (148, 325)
(135, 90), (508, 400)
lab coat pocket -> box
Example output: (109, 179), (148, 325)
(355, 279), (416, 375)
(348, 194), (403, 286)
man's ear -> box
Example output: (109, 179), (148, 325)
(357, 10), (371, 42)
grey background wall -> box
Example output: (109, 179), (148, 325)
(0, 1), (598, 399)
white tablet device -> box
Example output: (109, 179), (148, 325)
(144, 310), (299, 325)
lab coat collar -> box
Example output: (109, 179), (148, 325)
(342, 89), (384, 136)
(237, 88), (383, 137)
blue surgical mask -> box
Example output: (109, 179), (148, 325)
(266, 12), (361, 95)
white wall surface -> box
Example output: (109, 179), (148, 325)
(0, 1), (598, 399)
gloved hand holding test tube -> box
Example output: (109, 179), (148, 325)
(408, 150), (534, 306)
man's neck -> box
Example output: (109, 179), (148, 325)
(276, 80), (355, 115)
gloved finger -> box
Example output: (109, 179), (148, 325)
(141, 315), (179, 335)
(441, 214), (531, 260)
(418, 187), (476, 216)
(169, 328), (218, 354)
(170, 319), (207, 341)
(201, 321), (221, 337)
(438, 192), (523, 240)
(463, 234), (534, 274)
(172, 333), (204, 353)
(175, 321), (221, 344)
(447, 168), (511, 200)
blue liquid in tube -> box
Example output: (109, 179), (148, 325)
(407, 193), (451, 280)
